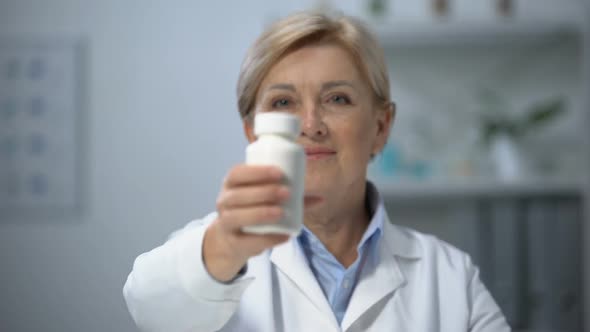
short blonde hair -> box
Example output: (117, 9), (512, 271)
(236, 11), (391, 119)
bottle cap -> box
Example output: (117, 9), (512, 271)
(254, 112), (300, 137)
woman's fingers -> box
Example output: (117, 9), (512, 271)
(204, 164), (292, 281)
(217, 184), (289, 209)
(223, 165), (283, 187)
(216, 164), (289, 232)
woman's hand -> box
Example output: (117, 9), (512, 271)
(202, 165), (291, 282)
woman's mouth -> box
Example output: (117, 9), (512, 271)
(304, 147), (336, 161)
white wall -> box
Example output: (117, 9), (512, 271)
(0, 1), (282, 331)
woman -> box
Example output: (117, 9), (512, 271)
(123, 11), (510, 332)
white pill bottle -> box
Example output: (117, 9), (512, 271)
(242, 112), (305, 236)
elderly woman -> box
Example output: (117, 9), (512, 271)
(123, 11), (509, 332)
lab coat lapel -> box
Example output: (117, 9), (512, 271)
(270, 238), (338, 327)
(341, 219), (422, 331)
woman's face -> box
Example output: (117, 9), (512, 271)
(244, 43), (392, 214)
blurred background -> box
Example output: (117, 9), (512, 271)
(0, 0), (588, 331)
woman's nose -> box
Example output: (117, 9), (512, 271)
(299, 103), (327, 138)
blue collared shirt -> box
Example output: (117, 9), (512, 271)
(297, 184), (384, 325)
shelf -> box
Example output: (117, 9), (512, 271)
(372, 177), (587, 200)
(371, 19), (582, 48)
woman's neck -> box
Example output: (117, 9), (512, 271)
(304, 182), (370, 268)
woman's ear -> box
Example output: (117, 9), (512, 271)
(243, 116), (257, 143)
(373, 102), (396, 155)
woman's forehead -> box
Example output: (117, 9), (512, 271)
(259, 44), (364, 91)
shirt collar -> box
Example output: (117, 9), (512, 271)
(356, 181), (383, 250)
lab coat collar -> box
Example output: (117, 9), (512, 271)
(381, 210), (423, 260)
(270, 237), (339, 327)
(366, 181), (422, 259)
(340, 205), (423, 330)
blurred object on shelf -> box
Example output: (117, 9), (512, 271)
(479, 89), (567, 145)
(376, 142), (402, 177)
(370, 142), (403, 178)
(370, 141), (434, 181)
(367, 0), (389, 19)
(496, 0), (513, 17)
(490, 133), (524, 181)
(477, 89), (567, 180)
(433, 0), (450, 17)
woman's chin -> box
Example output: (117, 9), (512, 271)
(304, 175), (334, 194)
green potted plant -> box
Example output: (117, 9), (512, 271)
(478, 89), (567, 180)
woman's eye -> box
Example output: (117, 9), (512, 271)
(328, 95), (350, 104)
(272, 98), (291, 108)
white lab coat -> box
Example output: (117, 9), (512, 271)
(124, 212), (510, 332)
